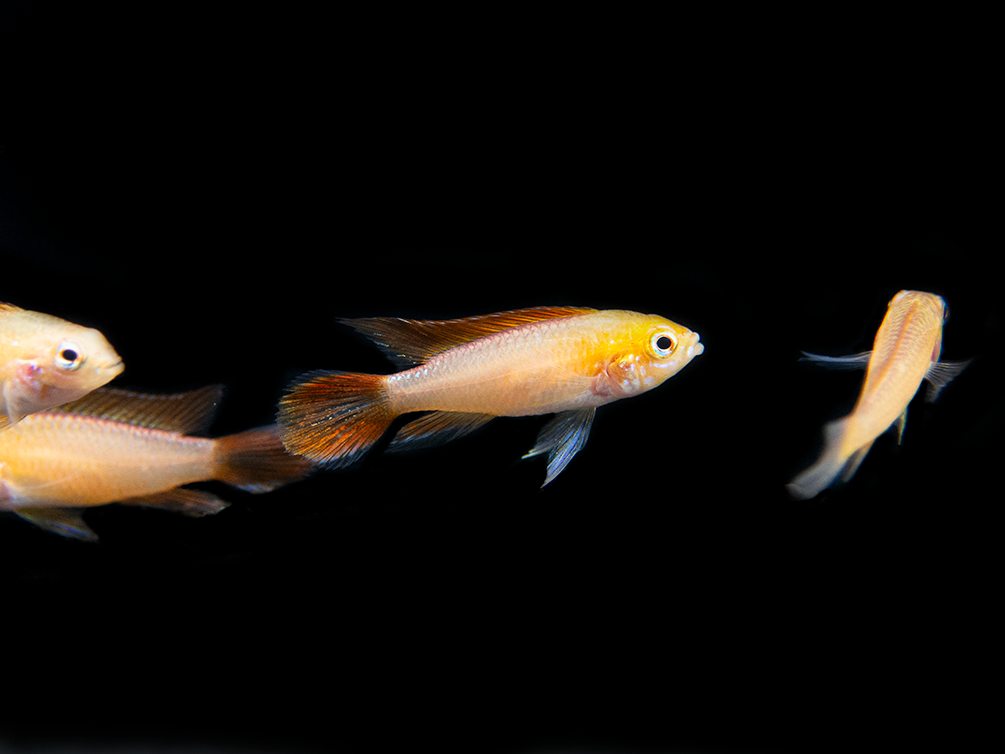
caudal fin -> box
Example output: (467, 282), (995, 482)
(277, 370), (395, 468)
(787, 418), (858, 500)
(213, 425), (316, 492)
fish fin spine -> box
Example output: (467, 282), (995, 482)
(278, 370), (396, 468)
(212, 425), (316, 492)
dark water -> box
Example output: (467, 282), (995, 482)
(1, 8), (998, 754)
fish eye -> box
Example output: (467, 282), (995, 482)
(649, 331), (677, 358)
(55, 340), (85, 371)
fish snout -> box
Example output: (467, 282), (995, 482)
(686, 332), (704, 359)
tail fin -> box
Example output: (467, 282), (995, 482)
(213, 425), (316, 492)
(277, 370), (395, 468)
(787, 418), (856, 500)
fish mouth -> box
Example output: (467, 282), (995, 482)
(104, 359), (125, 376)
(686, 334), (704, 358)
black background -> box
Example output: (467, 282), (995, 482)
(1, 6), (999, 754)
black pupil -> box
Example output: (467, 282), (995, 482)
(61, 349), (78, 363)
(656, 336), (674, 352)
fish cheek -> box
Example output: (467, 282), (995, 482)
(15, 362), (45, 392)
(596, 353), (650, 399)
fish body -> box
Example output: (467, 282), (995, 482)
(1, 302), (124, 430)
(787, 290), (970, 500)
(0, 386), (314, 540)
(279, 306), (704, 485)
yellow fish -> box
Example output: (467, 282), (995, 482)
(1, 301), (124, 430)
(787, 290), (970, 500)
(278, 306), (704, 486)
(0, 386), (314, 541)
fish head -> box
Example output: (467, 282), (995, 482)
(599, 313), (704, 399)
(890, 290), (947, 316)
(1, 317), (124, 424)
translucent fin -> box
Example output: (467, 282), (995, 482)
(341, 306), (597, 368)
(121, 488), (231, 516)
(840, 439), (875, 482)
(799, 351), (873, 369)
(212, 425), (315, 492)
(278, 370), (395, 468)
(52, 385), (224, 435)
(894, 409), (908, 444)
(523, 408), (596, 487)
(387, 411), (495, 452)
(15, 508), (98, 542)
(787, 418), (854, 500)
(924, 359), (971, 402)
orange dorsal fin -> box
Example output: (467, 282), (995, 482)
(0, 302), (26, 314)
(341, 306), (596, 367)
(50, 385), (224, 435)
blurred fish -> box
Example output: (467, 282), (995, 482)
(788, 290), (970, 500)
(1, 301), (124, 430)
(279, 306), (704, 486)
(0, 386), (314, 541)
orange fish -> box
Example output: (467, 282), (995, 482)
(0, 385), (314, 540)
(1, 301), (124, 430)
(787, 290), (970, 500)
(279, 306), (704, 485)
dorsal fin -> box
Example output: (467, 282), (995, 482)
(0, 302), (26, 314)
(50, 385), (224, 435)
(341, 306), (596, 368)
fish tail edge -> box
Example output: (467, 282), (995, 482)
(212, 425), (316, 493)
(786, 418), (854, 500)
(277, 370), (395, 468)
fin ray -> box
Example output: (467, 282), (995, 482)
(799, 351), (873, 370)
(924, 359), (971, 402)
(342, 306), (596, 368)
(523, 408), (596, 487)
(15, 507), (98, 542)
(278, 371), (395, 468)
(52, 385), (224, 435)
(121, 488), (231, 516)
(387, 411), (495, 452)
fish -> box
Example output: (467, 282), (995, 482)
(1, 301), (124, 430)
(787, 290), (970, 500)
(278, 306), (704, 486)
(0, 385), (315, 541)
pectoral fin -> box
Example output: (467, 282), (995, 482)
(799, 351), (873, 369)
(15, 508), (98, 542)
(523, 408), (596, 487)
(924, 359), (971, 402)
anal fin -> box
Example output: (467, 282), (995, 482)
(387, 411), (496, 453)
(121, 488), (230, 517)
